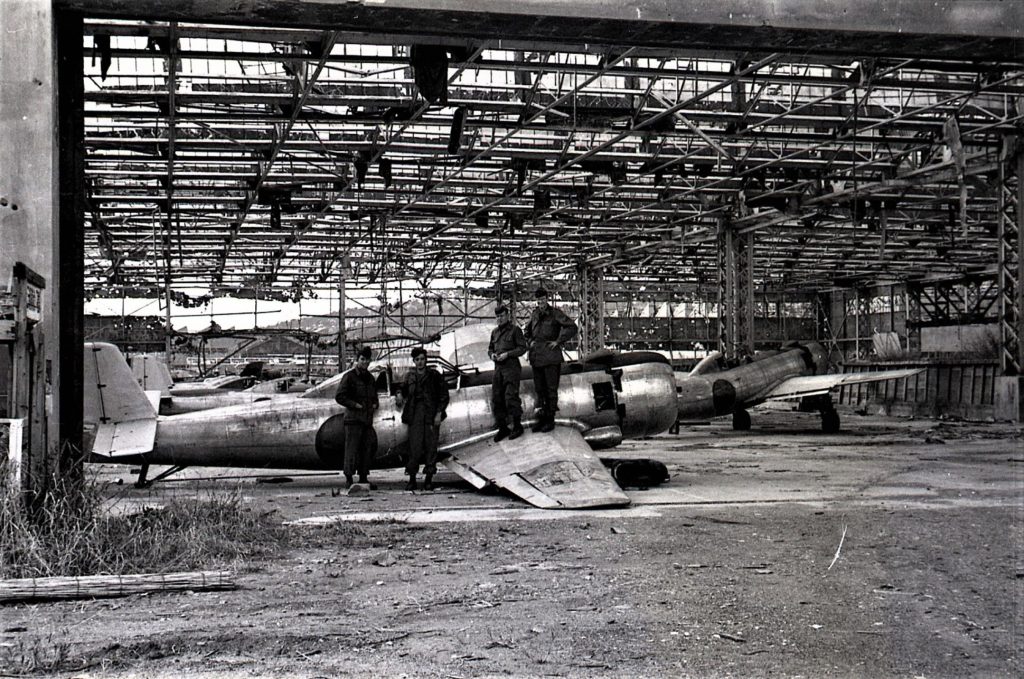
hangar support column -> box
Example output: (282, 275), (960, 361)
(995, 134), (1023, 421)
(716, 219), (754, 359)
(576, 263), (605, 357)
(905, 284), (923, 354)
(998, 136), (1023, 376)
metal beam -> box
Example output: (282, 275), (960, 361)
(57, 1), (1024, 60)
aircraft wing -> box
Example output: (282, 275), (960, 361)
(763, 368), (923, 401)
(441, 426), (631, 509)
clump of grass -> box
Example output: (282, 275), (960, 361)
(1, 463), (287, 579)
(0, 632), (73, 676)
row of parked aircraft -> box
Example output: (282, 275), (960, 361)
(84, 329), (920, 509)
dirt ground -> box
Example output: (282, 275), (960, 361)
(3, 410), (1023, 678)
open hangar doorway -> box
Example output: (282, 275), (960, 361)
(19, 1), (1024, 488)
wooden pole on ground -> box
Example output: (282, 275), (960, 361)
(0, 570), (235, 604)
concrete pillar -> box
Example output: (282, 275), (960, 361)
(994, 377), (1024, 423)
(0, 1), (56, 496)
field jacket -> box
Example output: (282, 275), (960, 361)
(400, 367), (450, 425)
(524, 306), (578, 367)
(334, 367), (379, 425)
(488, 322), (528, 368)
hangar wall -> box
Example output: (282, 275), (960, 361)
(0, 0), (58, 495)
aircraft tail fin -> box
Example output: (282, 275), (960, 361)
(84, 342), (157, 457)
(131, 353), (174, 396)
(689, 351), (722, 376)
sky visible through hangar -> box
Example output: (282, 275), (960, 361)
(78, 18), (1023, 332)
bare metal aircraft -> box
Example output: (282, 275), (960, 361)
(86, 342), (678, 508)
(674, 341), (922, 432)
(132, 354), (312, 415)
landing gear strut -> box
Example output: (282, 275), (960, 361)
(821, 408), (841, 433)
(135, 463), (189, 488)
(732, 409), (751, 431)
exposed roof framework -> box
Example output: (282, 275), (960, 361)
(79, 17), (1024, 303)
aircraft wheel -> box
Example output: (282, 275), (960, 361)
(821, 409), (841, 433)
(732, 409), (751, 431)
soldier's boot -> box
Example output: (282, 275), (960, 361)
(531, 409), (547, 433)
(345, 474), (355, 488)
(405, 474), (417, 491)
(423, 474), (434, 491)
(538, 410), (555, 433)
(359, 475), (378, 491)
(493, 424), (511, 442)
(508, 417), (524, 440)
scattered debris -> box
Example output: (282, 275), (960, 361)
(491, 565), (523, 575)
(347, 483), (370, 496)
(715, 632), (746, 643)
(484, 640), (514, 649)
(827, 524), (848, 572)
(373, 552), (397, 567)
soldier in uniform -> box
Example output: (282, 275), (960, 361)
(334, 346), (379, 488)
(523, 287), (578, 433)
(397, 347), (450, 491)
(488, 305), (528, 442)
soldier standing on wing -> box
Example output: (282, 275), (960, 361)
(523, 287), (578, 433)
(488, 304), (528, 442)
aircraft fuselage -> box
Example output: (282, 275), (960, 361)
(131, 354), (678, 471)
(675, 343), (826, 419)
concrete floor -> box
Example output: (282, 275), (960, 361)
(67, 410), (1024, 677)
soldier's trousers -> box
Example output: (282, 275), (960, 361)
(344, 423), (374, 479)
(491, 362), (523, 427)
(531, 363), (561, 417)
(405, 407), (439, 476)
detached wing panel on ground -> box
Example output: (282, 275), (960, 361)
(764, 368), (924, 401)
(442, 426), (631, 509)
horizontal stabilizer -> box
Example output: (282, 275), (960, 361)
(144, 390), (162, 413)
(92, 419), (158, 458)
(442, 426), (630, 509)
(764, 368), (923, 401)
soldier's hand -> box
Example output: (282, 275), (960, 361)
(546, 341), (559, 349)
(433, 413), (443, 426)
